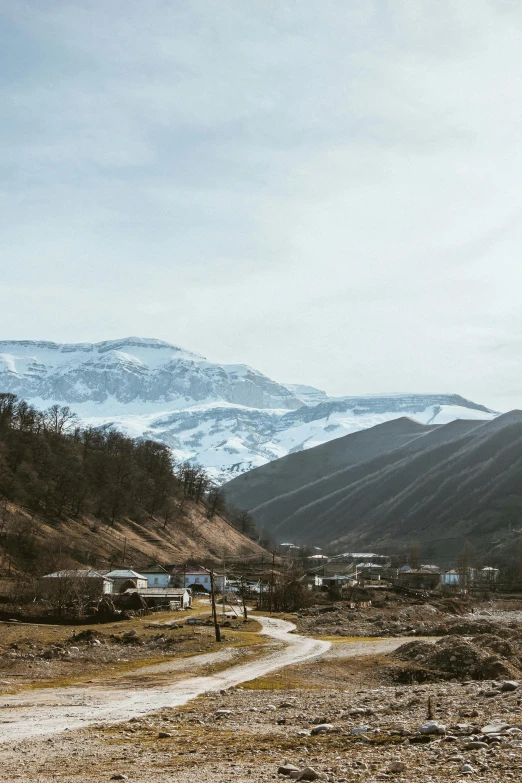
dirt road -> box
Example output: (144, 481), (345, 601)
(0, 620), (431, 745)
(0, 617), (329, 743)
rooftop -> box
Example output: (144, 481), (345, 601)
(124, 588), (190, 596)
(170, 565), (210, 575)
(41, 569), (113, 581)
(104, 569), (147, 580)
(136, 564), (169, 574)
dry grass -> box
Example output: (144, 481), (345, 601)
(0, 610), (264, 693)
(0, 601), (205, 646)
(241, 653), (396, 691)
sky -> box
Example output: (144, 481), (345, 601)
(1, 0), (522, 411)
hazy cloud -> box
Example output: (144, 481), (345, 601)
(1, 1), (522, 409)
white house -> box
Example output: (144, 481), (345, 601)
(169, 565), (225, 592)
(138, 564), (171, 588)
(104, 568), (148, 592)
(125, 587), (192, 610)
(39, 569), (114, 598)
(479, 566), (500, 583)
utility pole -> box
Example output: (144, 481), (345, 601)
(222, 556), (226, 617)
(240, 576), (248, 622)
(269, 551), (275, 614)
(209, 569), (221, 642)
(122, 536), (127, 567)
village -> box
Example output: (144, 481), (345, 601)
(33, 549), (503, 614)
(2, 536), (522, 783)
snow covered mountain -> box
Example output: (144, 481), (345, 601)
(0, 338), (300, 411)
(0, 338), (498, 483)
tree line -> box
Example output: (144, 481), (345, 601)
(0, 393), (266, 545)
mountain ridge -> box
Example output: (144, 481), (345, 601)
(223, 412), (522, 559)
(0, 337), (498, 482)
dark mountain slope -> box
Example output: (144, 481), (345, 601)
(224, 417), (440, 516)
(223, 413), (522, 558)
(224, 417), (484, 533)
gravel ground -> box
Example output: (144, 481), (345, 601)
(1, 659), (522, 783)
(1, 609), (522, 783)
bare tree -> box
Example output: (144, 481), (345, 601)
(44, 405), (79, 436)
(206, 486), (226, 519)
(409, 541), (420, 570)
(40, 571), (104, 618)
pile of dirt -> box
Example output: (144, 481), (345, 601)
(68, 629), (105, 644)
(433, 618), (509, 636)
(391, 634), (522, 683)
(433, 597), (472, 615)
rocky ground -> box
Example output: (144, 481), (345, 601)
(0, 601), (258, 691)
(1, 650), (522, 782)
(2, 598), (522, 782)
(296, 594), (522, 639)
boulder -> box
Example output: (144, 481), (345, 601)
(419, 721), (446, 735)
(297, 766), (326, 781)
(278, 764), (300, 776)
(310, 724), (334, 735)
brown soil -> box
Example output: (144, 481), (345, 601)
(0, 605), (262, 692)
(0, 499), (265, 587)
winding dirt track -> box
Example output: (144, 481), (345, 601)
(0, 617), (329, 743)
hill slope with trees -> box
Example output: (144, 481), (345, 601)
(0, 394), (265, 581)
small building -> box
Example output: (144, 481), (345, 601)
(420, 564), (441, 574)
(169, 565), (225, 592)
(104, 569), (148, 592)
(124, 587), (192, 610)
(358, 562), (387, 581)
(322, 573), (354, 588)
(479, 566), (500, 583)
(441, 569), (460, 586)
(330, 552), (392, 567)
(397, 568), (440, 590)
(137, 564), (171, 588)
(39, 569), (114, 599)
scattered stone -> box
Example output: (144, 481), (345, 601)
(351, 725), (370, 735)
(464, 741), (488, 750)
(310, 724), (334, 735)
(419, 720), (446, 735)
(123, 630), (137, 638)
(110, 776), (127, 781)
(158, 731), (171, 738)
(278, 764), (300, 776)
(388, 760), (407, 772)
(501, 680), (519, 691)
(481, 722), (511, 734)
(296, 766), (326, 781)
(460, 763), (476, 774)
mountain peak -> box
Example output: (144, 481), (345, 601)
(0, 336), (499, 483)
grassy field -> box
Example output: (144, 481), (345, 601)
(0, 601), (264, 692)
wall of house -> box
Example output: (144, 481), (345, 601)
(143, 573), (170, 588)
(113, 577), (148, 591)
(171, 573), (225, 590)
